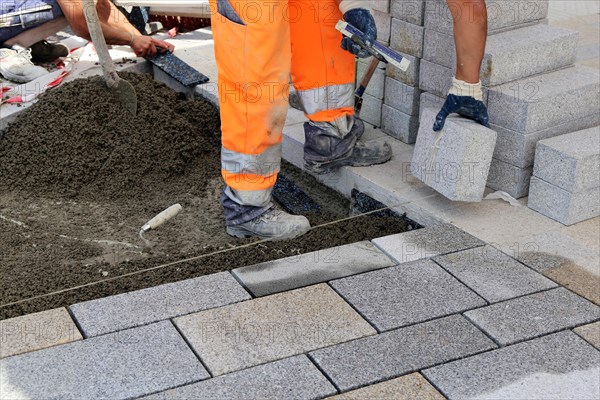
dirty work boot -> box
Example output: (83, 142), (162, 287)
(226, 207), (311, 240)
(0, 48), (47, 83)
(30, 40), (69, 63)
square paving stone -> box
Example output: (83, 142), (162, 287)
(0, 321), (209, 400)
(70, 272), (250, 337)
(173, 284), (376, 376)
(0, 308), (82, 359)
(142, 355), (336, 400)
(330, 259), (486, 331)
(465, 287), (600, 345)
(232, 241), (395, 297)
(543, 262), (600, 306)
(423, 331), (600, 400)
(372, 223), (484, 264)
(326, 373), (445, 400)
(434, 245), (557, 303)
(309, 315), (497, 392)
(574, 321), (600, 350)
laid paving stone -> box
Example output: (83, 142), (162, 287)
(326, 373), (444, 400)
(70, 272), (250, 337)
(391, 0), (425, 26)
(390, 18), (425, 57)
(142, 355), (336, 400)
(330, 259), (486, 331)
(544, 262), (600, 306)
(465, 287), (600, 345)
(486, 158), (532, 199)
(310, 315), (497, 392)
(0, 308), (82, 359)
(0, 321), (208, 400)
(574, 321), (600, 350)
(381, 104), (420, 144)
(232, 241), (394, 297)
(434, 245), (557, 303)
(372, 222), (484, 264)
(173, 284), (376, 376)
(424, 330), (600, 400)
(384, 77), (421, 116)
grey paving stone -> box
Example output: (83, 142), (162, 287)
(142, 355), (336, 400)
(370, 0), (389, 13)
(534, 127), (600, 192)
(488, 66), (600, 134)
(434, 245), (557, 303)
(173, 284), (376, 376)
(70, 272), (250, 337)
(423, 24), (578, 86)
(0, 321), (208, 400)
(359, 94), (383, 127)
(574, 321), (600, 350)
(0, 308), (82, 359)
(231, 241), (395, 297)
(372, 222), (484, 264)
(309, 315), (497, 392)
(486, 158), (532, 199)
(391, 0), (425, 26)
(418, 60), (489, 104)
(384, 77), (421, 116)
(386, 52), (420, 87)
(373, 9), (392, 45)
(330, 258), (486, 331)
(381, 104), (420, 143)
(357, 60), (386, 99)
(326, 373), (445, 400)
(424, 330), (600, 400)
(419, 91), (445, 117)
(465, 287), (600, 346)
(390, 18), (425, 57)
(528, 177), (600, 226)
(412, 107), (497, 202)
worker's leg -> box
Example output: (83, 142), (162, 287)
(3, 16), (67, 48)
(0, 0), (65, 46)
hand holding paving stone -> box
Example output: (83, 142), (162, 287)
(433, 94), (490, 131)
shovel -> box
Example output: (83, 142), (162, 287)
(81, 0), (137, 115)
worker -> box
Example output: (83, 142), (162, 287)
(0, 0), (174, 83)
(212, 0), (393, 241)
(433, 0), (489, 131)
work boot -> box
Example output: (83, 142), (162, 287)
(30, 40), (69, 63)
(226, 206), (311, 240)
(0, 48), (47, 83)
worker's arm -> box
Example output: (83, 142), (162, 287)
(336, 0), (376, 58)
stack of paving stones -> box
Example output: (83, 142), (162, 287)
(528, 127), (600, 225)
(2, 223), (600, 399)
(417, 0), (600, 198)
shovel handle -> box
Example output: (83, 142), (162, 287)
(81, 0), (119, 87)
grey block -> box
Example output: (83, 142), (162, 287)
(372, 223), (484, 264)
(424, 331), (600, 400)
(374, 10), (392, 44)
(391, 0), (425, 26)
(423, 24), (578, 86)
(231, 241), (395, 297)
(488, 66), (600, 134)
(412, 107), (497, 202)
(418, 60), (489, 104)
(384, 77), (422, 116)
(486, 158), (533, 199)
(309, 315), (497, 392)
(434, 245), (557, 303)
(533, 127), (600, 192)
(528, 176), (600, 226)
(359, 94), (383, 127)
(357, 58), (386, 99)
(381, 104), (420, 144)
(70, 272), (250, 337)
(330, 259), (486, 331)
(370, 0), (390, 13)
(390, 18), (425, 58)
(419, 92), (445, 118)
(465, 287), (600, 345)
(142, 355), (336, 400)
(0, 321), (209, 400)
(386, 52), (420, 87)
(424, 0), (549, 36)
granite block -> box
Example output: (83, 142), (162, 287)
(486, 158), (533, 199)
(374, 9), (392, 44)
(231, 241), (395, 297)
(465, 287), (600, 345)
(419, 91), (445, 117)
(528, 176), (600, 225)
(423, 331), (600, 400)
(381, 104), (420, 143)
(173, 284), (376, 376)
(533, 127), (600, 192)
(418, 60), (489, 104)
(357, 59), (386, 99)
(384, 77), (422, 116)
(386, 52), (420, 87)
(391, 0), (425, 26)
(326, 373), (444, 400)
(574, 321), (600, 349)
(309, 315), (497, 392)
(0, 308), (82, 359)
(370, 0), (390, 13)
(0, 321), (209, 400)
(372, 223), (484, 264)
(142, 355), (336, 400)
(330, 259), (486, 331)
(412, 107), (497, 202)
(359, 94), (383, 127)
(70, 272), (250, 337)
(390, 18), (425, 57)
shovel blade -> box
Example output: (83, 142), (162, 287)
(112, 79), (138, 116)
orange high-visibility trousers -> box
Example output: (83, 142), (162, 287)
(211, 0), (356, 209)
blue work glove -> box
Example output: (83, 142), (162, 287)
(342, 8), (377, 58)
(433, 94), (490, 131)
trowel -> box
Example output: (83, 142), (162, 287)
(81, 0), (137, 115)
